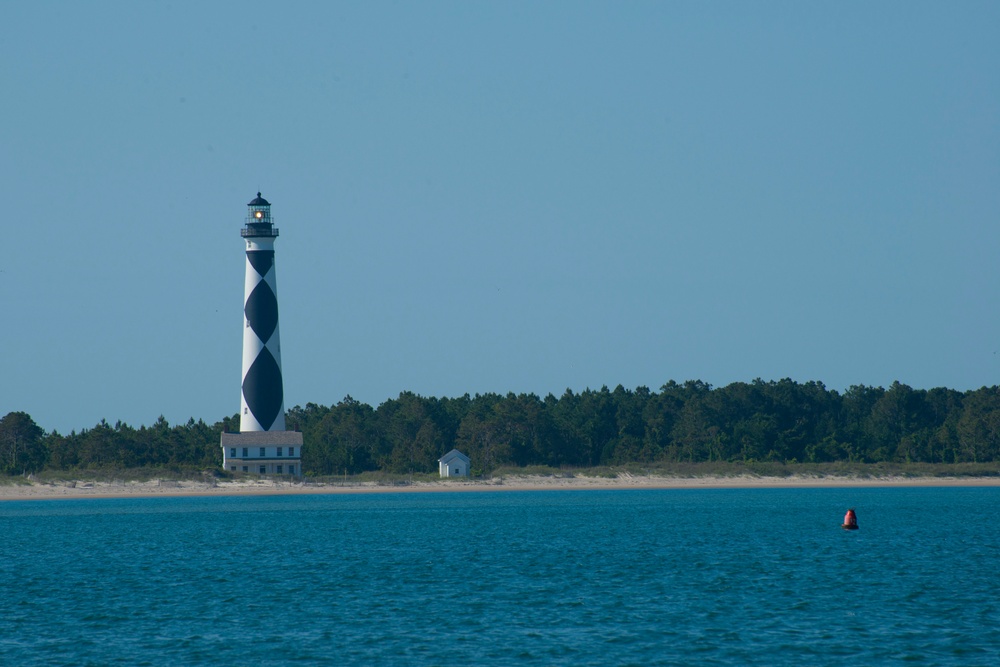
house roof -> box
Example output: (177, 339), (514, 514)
(221, 431), (303, 446)
(438, 449), (470, 464)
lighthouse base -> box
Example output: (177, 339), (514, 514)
(221, 431), (303, 477)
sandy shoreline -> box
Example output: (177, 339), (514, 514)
(2, 474), (1000, 501)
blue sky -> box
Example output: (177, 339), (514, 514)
(2, 2), (998, 435)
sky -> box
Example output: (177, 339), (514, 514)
(2, 1), (999, 435)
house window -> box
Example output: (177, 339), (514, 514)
(260, 447), (266, 457)
(230, 448), (236, 457)
(259, 465), (266, 474)
(230, 466), (236, 471)
(242, 466), (248, 472)
(289, 465), (295, 475)
(242, 448), (248, 457)
(277, 465), (283, 474)
(455, 467), (461, 475)
(277, 447), (283, 456)
(288, 447), (294, 457)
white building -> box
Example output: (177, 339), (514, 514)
(221, 430), (302, 476)
(438, 449), (470, 478)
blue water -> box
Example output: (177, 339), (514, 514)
(2, 488), (1000, 666)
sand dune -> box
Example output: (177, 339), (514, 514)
(3, 473), (999, 501)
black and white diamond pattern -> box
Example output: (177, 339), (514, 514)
(241, 248), (285, 431)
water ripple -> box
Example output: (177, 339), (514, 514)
(3, 488), (1000, 665)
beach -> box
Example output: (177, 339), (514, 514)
(3, 473), (1000, 500)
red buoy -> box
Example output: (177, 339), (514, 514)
(842, 508), (859, 530)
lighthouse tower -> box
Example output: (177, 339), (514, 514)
(221, 193), (302, 476)
(239, 192), (286, 431)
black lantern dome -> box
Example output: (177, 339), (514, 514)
(248, 192), (270, 207)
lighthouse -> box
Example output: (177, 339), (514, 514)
(239, 192), (286, 431)
(220, 193), (302, 476)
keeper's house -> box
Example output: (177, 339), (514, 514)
(222, 431), (303, 476)
(439, 449), (470, 478)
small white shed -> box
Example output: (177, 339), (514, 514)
(438, 449), (471, 478)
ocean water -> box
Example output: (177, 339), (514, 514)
(2, 487), (1000, 666)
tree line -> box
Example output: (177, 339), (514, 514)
(4, 379), (1000, 476)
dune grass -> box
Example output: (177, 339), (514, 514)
(4, 461), (998, 486)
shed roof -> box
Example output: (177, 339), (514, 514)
(438, 449), (470, 464)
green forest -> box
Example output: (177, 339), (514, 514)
(4, 379), (1000, 477)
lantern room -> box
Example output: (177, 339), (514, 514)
(242, 192), (279, 238)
